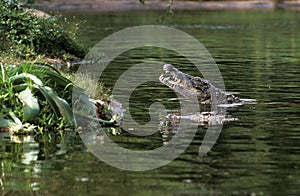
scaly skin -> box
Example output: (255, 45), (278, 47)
(159, 64), (240, 105)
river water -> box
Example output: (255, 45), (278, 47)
(1, 9), (300, 195)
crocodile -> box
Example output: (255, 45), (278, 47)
(159, 64), (240, 105)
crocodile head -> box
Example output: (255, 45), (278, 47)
(159, 64), (240, 104)
(159, 64), (211, 103)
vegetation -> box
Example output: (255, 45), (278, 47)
(0, 0), (83, 133)
(0, 0), (85, 59)
(0, 0), (117, 133)
(0, 62), (76, 132)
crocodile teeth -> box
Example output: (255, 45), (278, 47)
(159, 75), (170, 81)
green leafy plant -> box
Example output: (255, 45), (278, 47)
(0, 0), (85, 59)
(0, 62), (76, 132)
(0, 62), (122, 133)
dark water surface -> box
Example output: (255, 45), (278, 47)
(1, 9), (300, 195)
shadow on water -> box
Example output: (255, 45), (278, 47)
(1, 9), (300, 195)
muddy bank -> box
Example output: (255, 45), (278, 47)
(35, 0), (300, 11)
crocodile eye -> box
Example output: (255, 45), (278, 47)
(227, 96), (233, 104)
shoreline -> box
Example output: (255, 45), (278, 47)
(35, 0), (300, 11)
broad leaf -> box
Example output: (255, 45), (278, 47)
(0, 111), (23, 132)
(38, 85), (76, 127)
(10, 73), (43, 86)
(17, 87), (40, 121)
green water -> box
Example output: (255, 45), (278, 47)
(1, 9), (300, 195)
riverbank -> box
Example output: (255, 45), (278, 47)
(0, 1), (104, 133)
(35, 0), (300, 11)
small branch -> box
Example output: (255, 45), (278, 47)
(75, 112), (120, 126)
(168, 0), (174, 12)
(157, 0), (175, 23)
